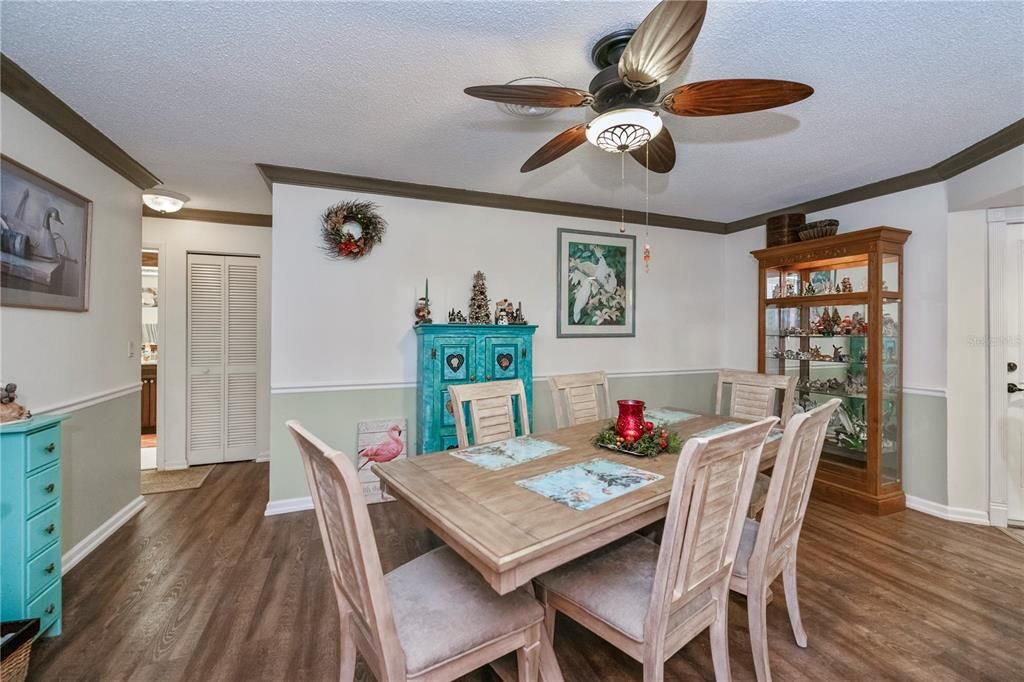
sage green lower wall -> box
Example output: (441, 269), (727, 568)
(269, 372), (719, 501)
(269, 376), (948, 508)
(50, 390), (141, 552)
(902, 392), (947, 505)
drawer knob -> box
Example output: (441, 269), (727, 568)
(45, 442), (56, 453)
(45, 604), (55, 615)
(45, 483), (55, 494)
(45, 562), (55, 574)
(45, 523), (55, 534)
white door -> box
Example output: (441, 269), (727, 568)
(187, 253), (261, 465)
(1004, 222), (1024, 523)
(990, 209), (1024, 526)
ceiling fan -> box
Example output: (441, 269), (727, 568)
(464, 0), (813, 174)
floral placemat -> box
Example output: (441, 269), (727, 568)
(687, 422), (746, 439)
(450, 436), (568, 471)
(516, 458), (663, 511)
(644, 407), (700, 425)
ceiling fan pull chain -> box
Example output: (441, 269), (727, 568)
(619, 153), (626, 233)
(644, 146), (651, 272)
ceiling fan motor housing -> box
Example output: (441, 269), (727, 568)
(589, 65), (661, 113)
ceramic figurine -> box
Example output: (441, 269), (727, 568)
(833, 345), (845, 362)
(448, 308), (467, 323)
(771, 284), (781, 299)
(882, 313), (899, 336)
(510, 301), (528, 325)
(840, 276), (853, 293)
(785, 283), (797, 297)
(414, 279), (432, 326)
(0, 382), (30, 423)
(841, 315), (853, 334)
(803, 281), (816, 296)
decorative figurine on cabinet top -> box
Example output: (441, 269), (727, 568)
(414, 278), (432, 326)
(510, 301), (528, 325)
(448, 308), (467, 323)
(0, 382), (30, 423)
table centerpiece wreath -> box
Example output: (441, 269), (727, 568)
(593, 420), (682, 457)
(320, 200), (387, 260)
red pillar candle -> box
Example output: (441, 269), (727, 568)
(615, 399), (646, 442)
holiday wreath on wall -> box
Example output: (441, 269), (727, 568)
(320, 200), (387, 260)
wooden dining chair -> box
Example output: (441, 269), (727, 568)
(715, 370), (797, 516)
(729, 398), (841, 682)
(547, 371), (612, 427)
(534, 417), (779, 682)
(286, 421), (544, 682)
(448, 379), (530, 447)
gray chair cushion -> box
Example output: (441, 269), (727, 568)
(386, 546), (544, 676)
(536, 535), (713, 642)
(732, 517), (760, 578)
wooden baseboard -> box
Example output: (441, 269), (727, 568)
(811, 480), (906, 515)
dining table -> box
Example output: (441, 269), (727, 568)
(373, 408), (781, 681)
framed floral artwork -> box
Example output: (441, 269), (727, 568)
(557, 228), (636, 338)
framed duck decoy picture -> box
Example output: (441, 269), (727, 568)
(1, 155), (92, 311)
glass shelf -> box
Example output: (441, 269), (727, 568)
(766, 356), (898, 367)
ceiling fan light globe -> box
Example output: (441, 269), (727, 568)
(585, 108), (663, 153)
(142, 188), (190, 213)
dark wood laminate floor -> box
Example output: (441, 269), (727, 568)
(30, 462), (1024, 681)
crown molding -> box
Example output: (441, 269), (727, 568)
(1, 53), (160, 190)
(256, 163), (727, 233)
(725, 117), (1024, 233)
(142, 205), (272, 227)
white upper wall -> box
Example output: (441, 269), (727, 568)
(142, 217), (272, 466)
(946, 146), (1024, 212)
(271, 184), (726, 389)
(0, 95), (141, 410)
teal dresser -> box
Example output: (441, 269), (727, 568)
(415, 324), (537, 454)
(1, 414), (68, 638)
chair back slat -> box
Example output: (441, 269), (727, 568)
(715, 370), (796, 426)
(286, 421), (405, 679)
(547, 372), (611, 427)
(448, 379), (530, 447)
(760, 399), (841, 554)
(646, 417), (777, 638)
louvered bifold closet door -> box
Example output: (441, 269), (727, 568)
(224, 257), (260, 462)
(187, 254), (262, 465)
(187, 254), (227, 465)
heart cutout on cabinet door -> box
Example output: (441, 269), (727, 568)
(446, 354), (465, 372)
(496, 353), (513, 371)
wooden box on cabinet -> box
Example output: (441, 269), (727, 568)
(1, 414), (69, 638)
(415, 324), (537, 454)
(752, 227), (911, 515)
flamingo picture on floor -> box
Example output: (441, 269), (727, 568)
(356, 418), (408, 503)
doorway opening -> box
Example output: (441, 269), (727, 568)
(141, 248), (159, 470)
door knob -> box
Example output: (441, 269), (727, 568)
(1009, 362), (1018, 372)
(1009, 383), (1023, 394)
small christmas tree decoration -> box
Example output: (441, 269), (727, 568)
(468, 271), (491, 324)
(831, 306), (842, 328)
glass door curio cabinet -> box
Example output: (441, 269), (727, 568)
(753, 227), (911, 515)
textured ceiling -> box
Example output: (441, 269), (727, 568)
(2, 1), (1022, 220)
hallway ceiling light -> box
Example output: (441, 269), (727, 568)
(142, 188), (190, 213)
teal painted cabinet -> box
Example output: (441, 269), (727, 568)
(415, 324), (537, 454)
(1, 414), (68, 638)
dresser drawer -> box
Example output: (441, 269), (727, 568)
(26, 542), (61, 600)
(26, 425), (61, 473)
(26, 503), (61, 558)
(26, 465), (61, 517)
(27, 579), (61, 634)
